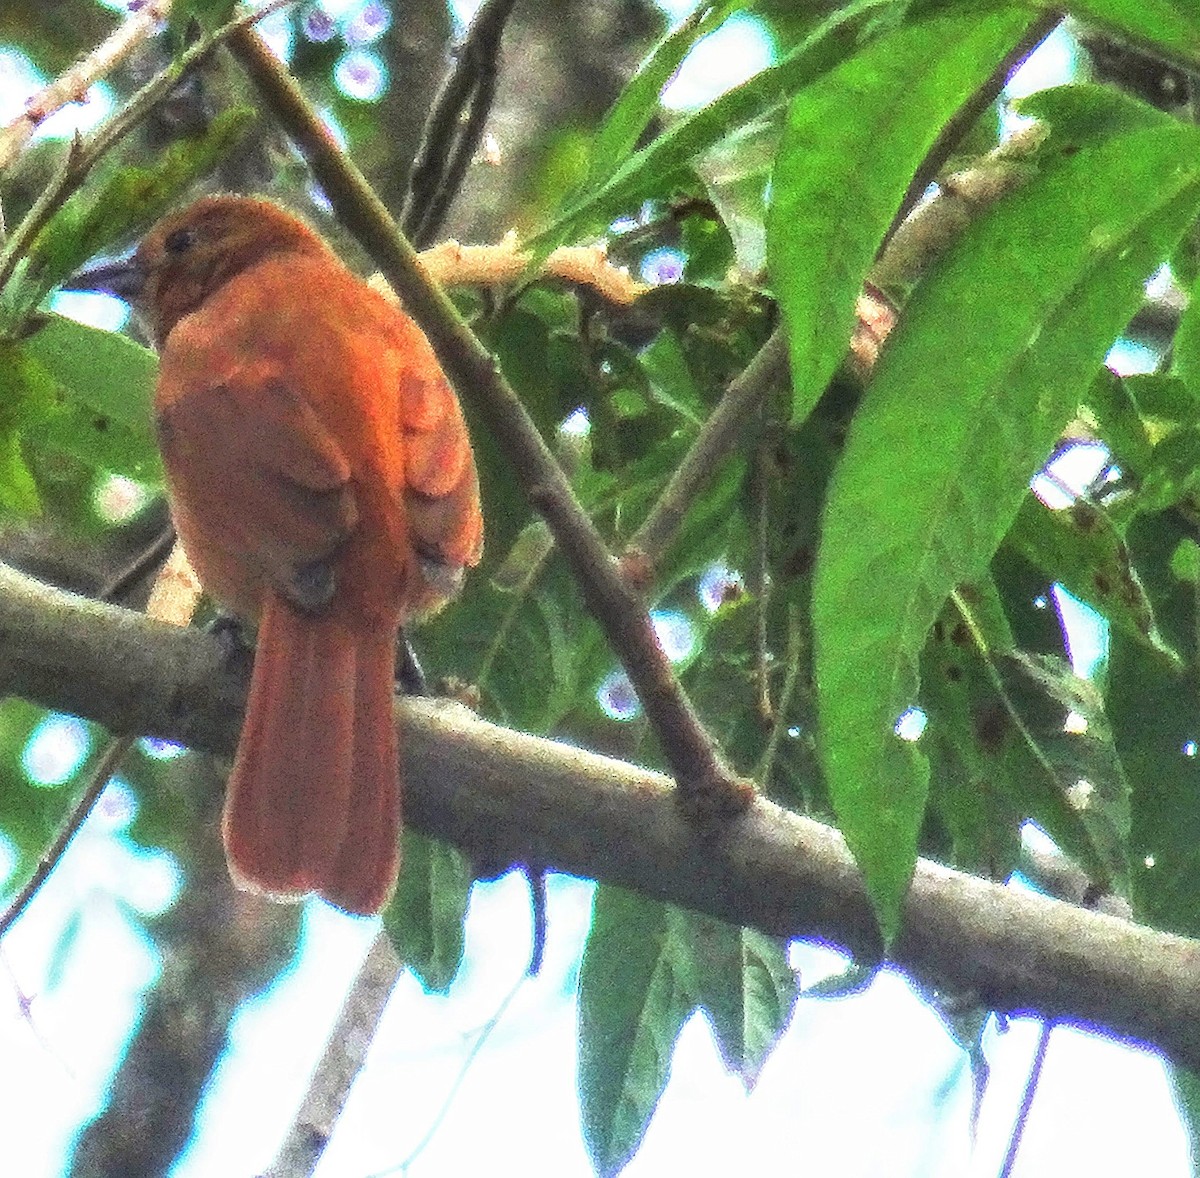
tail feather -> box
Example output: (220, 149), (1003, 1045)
(222, 593), (401, 913)
(322, 633), (401, 913)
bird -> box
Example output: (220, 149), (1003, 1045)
(105, 194), (482, 914)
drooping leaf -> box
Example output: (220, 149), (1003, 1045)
(583, 1), (748, 192)
(1109, 511), (1200, 936)
(814, 119), (1200, 941)
(994, 650), (1131, 896)
(383, 830), (472, 993)
(668, 908), (798, 1088)
(1005, 495), (1178, 666)
(532, 0), (900, 254)
(578, 886), (692, 1178)
(767, 5), (1035, 424)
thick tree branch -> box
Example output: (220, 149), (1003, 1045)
(226, 25), (748, 818)
(3, 562), (1200, 1072)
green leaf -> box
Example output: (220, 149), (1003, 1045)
(1175, 273), (1200, 397)
(1065, 0), (1200, 68)
(1169, 1065), (1200, 1166)
(30, 107), (254, 289)
(813, 121), (1200, 941)
(532, 0), (900, 254)
(1015, 81), (1179, 143)
(996, 651), (1131, 895)
(767, 6), (1035, 424)
(578, 886), (691, 1178)
(1080, 370), (1153, 480)
(1006, 496), (1179, 665)
(584, 2), (747, 191)
(382, 830), (472, 993)
(668, 909), (798, 1088)
(22, 314), (160, 478)
(1109, 512), (1200, 936)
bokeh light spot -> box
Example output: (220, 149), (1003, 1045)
(698, 562), (744, 612)
(93, 475), (149, 525)
(651, 610), (695, 662)
(640, 247), (684, 286)
(48, 289), (130, 332)
(598, 671), (641, 721)
(22, 715), (91, 786)
(346, 0), (391, 45)
(894, 707), (927, 743)
(141, 737), (187, 762)
(334, 49), (388, 102)
(302, 6), (339, 41)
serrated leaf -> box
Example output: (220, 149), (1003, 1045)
(532, 0), (900, 254)
(814, 121), (1200, 941)
(668, 909), (797, 1089)
(767, 6), (1035, 424)
(578, 886), (692, 1178)
(382, 830), (471, 993)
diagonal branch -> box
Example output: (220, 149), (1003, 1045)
(3, 562), (1200, 1072)
(624, 325), (790, 574)
(0, 0), (175, 175)
(266, 931), (403, 1178)
(226, 24), (749, 819)
(403, 0), (520, 247)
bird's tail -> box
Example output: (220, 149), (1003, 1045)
(222, 593), (401, 914)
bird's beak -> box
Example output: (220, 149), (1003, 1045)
(62, 254), (145, 303)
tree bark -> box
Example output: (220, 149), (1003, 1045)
(3, 561), (1200, 1072)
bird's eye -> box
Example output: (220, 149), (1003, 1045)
(164, 227), (197, 255)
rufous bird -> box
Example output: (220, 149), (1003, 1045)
(87, 195), (483, 914)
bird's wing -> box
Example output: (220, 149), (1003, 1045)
(155, 373), (359, 612)
(395, 331), (483, 579)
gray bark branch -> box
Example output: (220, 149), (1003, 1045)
(2, 560), (1199, 1071)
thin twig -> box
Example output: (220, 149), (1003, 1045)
(997, 1021), (1053, 1178)
(0, 1), (292, 296)
(384, 969), (527, 1176)
(624, 325), (789, 573)
(0, 735), (134, 943)
(267, 931), (403, 1178)
(227, 25), (749, 819)
(0, 0), (175, 174)
(402, 0), (519, 246)
(754, 601), (803, 790)
(97, 522), (176, 603)
(882, 11), (1061, 252)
